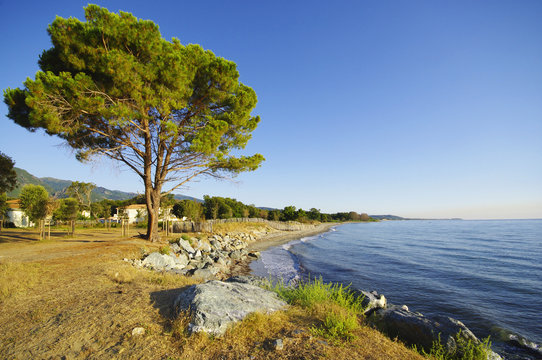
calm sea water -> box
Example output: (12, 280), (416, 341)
(250, 220), (542, 359)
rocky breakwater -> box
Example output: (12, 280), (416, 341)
(126, 233), (261, 280)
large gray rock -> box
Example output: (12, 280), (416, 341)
(197, 241), (211, 253)
(142, 252), (188, 271)
(178, 239), (195, 254)
(174, 280), (287, 335)
(226, 275), (271, 288)
(192, 268), (217, 281)
(507, 334), (542, 358)
(369, 306), (501, 359)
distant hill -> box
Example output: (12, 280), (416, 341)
(7, 167), (201, 202)
(369, 214), (408, 220)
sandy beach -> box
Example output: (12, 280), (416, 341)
(247, 222), (339, 252)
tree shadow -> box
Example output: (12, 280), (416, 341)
(150, 286), (193, 320)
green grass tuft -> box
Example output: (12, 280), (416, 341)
(159, 245), (171, 255)
(267, 276), (367, 315)
(311, 310), (360, 343)
(418, 331), (492, 360)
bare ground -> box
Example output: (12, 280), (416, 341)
(0, 227), (424, 360)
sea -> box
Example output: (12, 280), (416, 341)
(250, 219), (542, 359)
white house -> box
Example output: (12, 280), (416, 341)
(117, 204), (181, 224)
(117, 204), (147, 224)
(5, 200), (33, 228)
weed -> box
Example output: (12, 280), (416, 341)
(159, 245), (171, 255)
(418, 331), (492, 360)
(181, 234), (190, 241)
(268, 276), (367, 315)
(310, 309), (359, 343)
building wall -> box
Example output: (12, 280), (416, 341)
(6, 209), (33, 228)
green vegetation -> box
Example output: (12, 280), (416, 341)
(54, 198), (79, 235)
(65, 181), (95, 215)
(19, 184), (51, 239)
(311, 310), (360, 343)
(158, 245), (171, 255)
(0, 152), (17, 232)
(267, 277), (367, 343)
(0, 152), (17, 194)
(416, 331), (493, 360)
(4, 4), (264, 242)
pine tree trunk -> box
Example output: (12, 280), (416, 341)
(146, 206), (160, 242)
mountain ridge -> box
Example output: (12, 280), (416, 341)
(7, 167), (201, 202)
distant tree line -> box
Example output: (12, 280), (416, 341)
(170, 196), (374, 223)
(3, 182), (374, 235)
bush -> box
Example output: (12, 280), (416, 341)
(268, 276), (367, 315)
(418, 331), (492, 360)
(311, 309), (359, 343)
(267, 277), (367, 344)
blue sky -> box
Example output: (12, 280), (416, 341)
(1, 0), (541, 219)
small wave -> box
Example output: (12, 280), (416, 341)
(253, 245), (302, 284)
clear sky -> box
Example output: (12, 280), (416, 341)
(1, 0), (541, 219)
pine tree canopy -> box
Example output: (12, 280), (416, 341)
(3, 5), (264, 240)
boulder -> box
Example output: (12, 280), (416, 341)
(170, 243), (181, 253)
(248, 251), (261, 259)
(142, 252), (187, 271)
(178, 239), (195, 254)
(174, 280), (287, 335)
(226, 275), (270, 288)
(192, 268), (217, 281)
(369, 306), (502, 359)
(360, 290), (387, 314)
(197, 241), (211, 253)
(507, 334), (542, 358)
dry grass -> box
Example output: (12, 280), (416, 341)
(173, 305), (425, 360)
(0, 228), (424, 360)
(0, 261), (44, 301)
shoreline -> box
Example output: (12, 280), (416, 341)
(227, 223), (340, 277)
(246, 222), (339, 252)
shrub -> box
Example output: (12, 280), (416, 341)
(418, 331), (492, 360)
(267, 277), (367, 344)
(311, 309), (359, 343)
(268, 276), (367, 315)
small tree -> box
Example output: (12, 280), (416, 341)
(308, 208), (322, 221)
(19, 184), (49, 240)
(268, 209), (281, 221)
(55, 198), (79, 235)
(65, 181), (96, 216)
(172, 200), (203, 221)
(282, 206), (297, 221)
